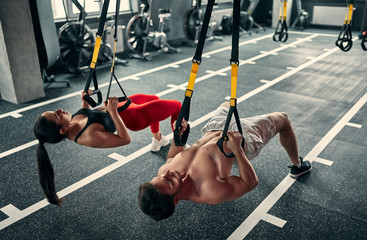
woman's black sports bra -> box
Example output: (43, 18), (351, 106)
(72, 108), (116, 143)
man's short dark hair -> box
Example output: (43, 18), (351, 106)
(138, 182), (175, 221)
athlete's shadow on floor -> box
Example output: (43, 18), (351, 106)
(150, 143), (171, 161)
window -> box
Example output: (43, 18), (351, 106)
(51, 0), (131, 21)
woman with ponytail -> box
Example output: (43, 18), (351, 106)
(34, 90), (181, 205)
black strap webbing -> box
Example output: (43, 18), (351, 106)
(174, 0), (215, 146)
(216, 0), (245, 158)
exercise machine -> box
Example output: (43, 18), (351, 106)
(245, 0), (266, 33)
(184, 0), (222, 43)
(58, 0), (127, 74)
(126, 0), (180, 61)
(291, 0), (309, 30)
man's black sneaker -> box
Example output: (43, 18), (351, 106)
(288, 157), (312, 178)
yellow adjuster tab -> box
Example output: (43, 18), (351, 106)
(90, 36), (102, 69)
(230, 63), (238, 99)
(187, 62), (199, 91)
(230, 98), (236, 107)
(185, 89), (193, 98)
(347, 3), (354, 24)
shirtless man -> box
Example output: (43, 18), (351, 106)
(138, 102), (312, 221)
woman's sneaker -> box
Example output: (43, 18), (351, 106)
(288, 157), (312, 178)
(150, 135), (170, 152)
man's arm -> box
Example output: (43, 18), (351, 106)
(166, 119), (188, 162)
(226, 131), (258, 191)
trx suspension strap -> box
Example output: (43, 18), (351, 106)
(83, 0), (130, 111)
(105, 0), (131, 111)
(83, 0), (110, 107)
(174, 0), (216, 146)
(216, 0), (245, 158)
(273, 0), (288, 43)
(336, 0), (354, 52)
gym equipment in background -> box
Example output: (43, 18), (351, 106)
(184, 0), (222, 43)
(335, 0), (354, 52)
(126, 0), (180, 61)
(273, 0), (288, 42)
(245, 0), (266, 33)
(58, 0), (127, 74)
(30, 0), (70, 88)
(291, 0), (309, 30)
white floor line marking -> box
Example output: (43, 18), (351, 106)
(288, 31), (337, 37)
(310, 157), (333, 166)
(260, 51), (278, 55)
(286, 67), (295, 70)
(206, 70), (227, 76)
(262, 213), (287, 228)
(0, 37), (349, 230)
(307, 56), (315, 60)
(345, 122), (362, 128)
(108, 152), (126, 161)
(296, 38), (313, 42)
(0, 35), (332, 161)
(228, 176), (296, 240)
(260, 80), (271, 83)
(10, 113), (23, 118)
(0, 204), (22, 218)
(0, 140), (38, 159)
(169, 64), (180, 68)
(129, 76), (141, 80)
(227, 92), (367, 240)
(166, 84), (187, 91)
(0, 34), (274, 120)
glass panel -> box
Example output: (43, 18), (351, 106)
(51, 0), (66, 19)
(108, 0), (129, 13)
(72, 0), (101, 14)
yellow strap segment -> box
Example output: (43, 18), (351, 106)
(347, 3), (354, 24)
(90, 36), (102, 69)
(278, 5), (282, 20)
(230, 64), (238, 104)
(186, 62), (199, 96)
(283, 1), (287, 20)
(110, 40), (118, 72)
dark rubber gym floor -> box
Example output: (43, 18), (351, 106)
(1, 28), (366, 240)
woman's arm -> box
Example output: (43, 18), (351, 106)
(105, 97), (131, 145)
(80, 89), (93, 109)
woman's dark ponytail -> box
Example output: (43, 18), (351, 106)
(36, 142), (63, 206)
(34, 115), (66, 206)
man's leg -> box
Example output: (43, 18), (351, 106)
(268, 112), (311, 177)
(268, 112), (300, 165)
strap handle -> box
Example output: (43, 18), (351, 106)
(335, 0), (354, 52)
(216, 0), (244, 158)
(174, 0), (215, 146)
